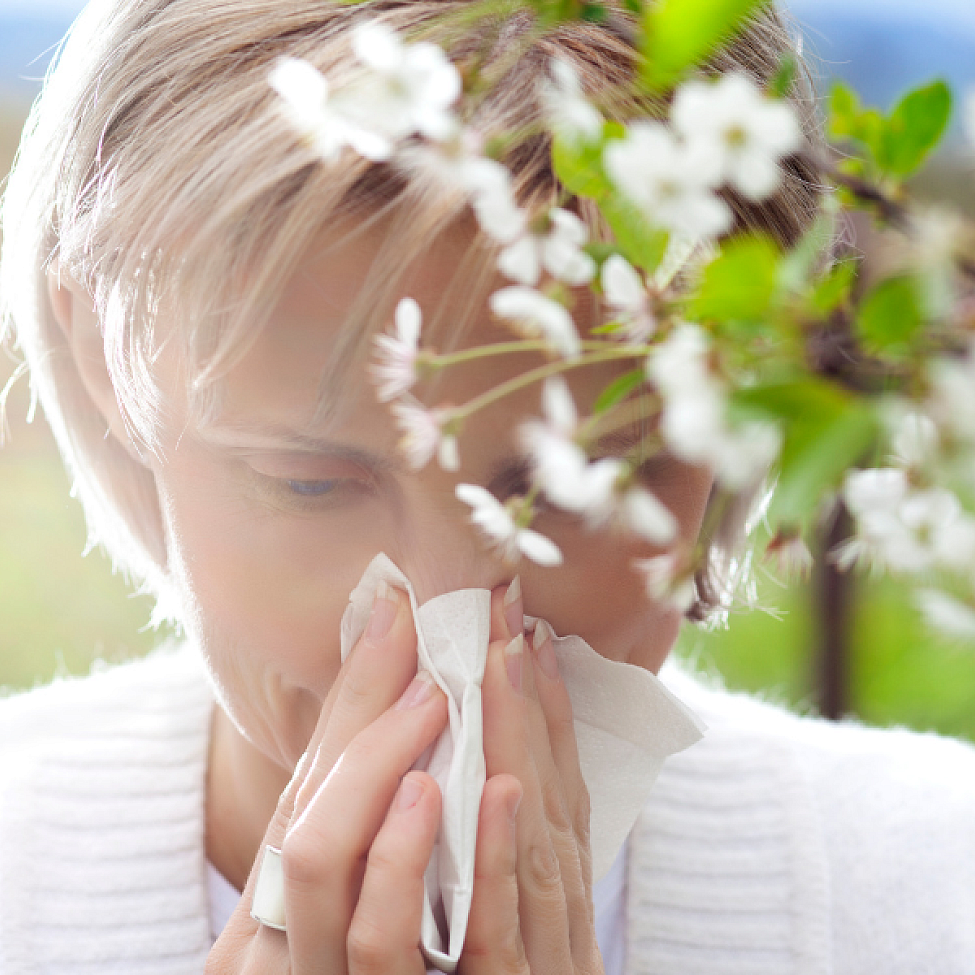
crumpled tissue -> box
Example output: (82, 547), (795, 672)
(340, 553), (705, 973)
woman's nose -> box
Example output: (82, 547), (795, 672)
(391, 496), (506, 602)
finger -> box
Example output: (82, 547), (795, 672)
(459, 774), (527, 975)
(524, 622), (596, 961)
(347, 771), (442, 975)
(292, 581), (420, 822)
(480, 633), (572, 975)
(282, 674), (447, 974)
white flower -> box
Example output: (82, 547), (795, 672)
(463, 157), (528, 244)
(489, 286), (581, 358)
(521, 388), (621, 524)
(604, 122), (732, 240)
(498, 208), (596, 287)
(890, 410), (938, 470)
(455, 483), (563, 566)
(843, 467), (908, 517)
(601, 254), (655, 343)
(520, 378), (677, 543)
(542, 58), (603, 146)
(672, 73), (802, 201)
(647, 324), (780, 488)
(370, 297), (422, 402)
(917, 588), (975, 641)
(928, 343), (975, 445)
(391, 400), (459, 471)
(842, 470), (975, 573)
(620, 486), (678, 544)
(632, 554), (696, 613)
(269, 57), (390, 162)
(349, 22), (461, 144)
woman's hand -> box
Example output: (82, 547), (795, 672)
(206, 576), (603, 975)
(458, 582), (604, 975)
(206, 581), (449, 975)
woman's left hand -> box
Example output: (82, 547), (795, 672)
(458, 581), (604, 975)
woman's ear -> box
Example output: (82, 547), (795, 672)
(46, 265), (148, 466)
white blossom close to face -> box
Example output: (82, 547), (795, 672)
(369, 297), (422, 402)
(841, 469), (975, 574)
(489, 286), (581, 358)
(462, 157), (528, 245)
(632, 553), (696, 613)
(672, 73), (802, 201)
(520, 378), (677, 544)
(348, 22), (461, 144)
(454, 483), (563, 566)
(269, 57), (390, 162)
(647, 323), (780, 488)
(390, 400), (459, 472)
(542, 58), (604, 146)
(497, 208), (597, 287)
(604, 122), (732, 240)
(600, 254), (656, 343)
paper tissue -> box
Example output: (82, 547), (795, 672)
(340, 554), (705, 973)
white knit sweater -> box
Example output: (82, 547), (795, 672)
(1, 645), (974, 975)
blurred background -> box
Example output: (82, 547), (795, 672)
(1, 0), (974, 739)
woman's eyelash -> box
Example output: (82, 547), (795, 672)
(283, 478), (340, 497)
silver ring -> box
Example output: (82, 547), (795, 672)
(250, 844), (287, 931)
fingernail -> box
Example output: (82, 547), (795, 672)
(366, 579), (397, 642)
(505, 787), (523, 825)
(532, 620), (560, 681)
(503, 575), (523, 640)
(394, 773), (424, 812)
(505, 634), (523, 694)
(394, 671), (436, 710)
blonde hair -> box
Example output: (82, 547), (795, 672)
(1, 0), (823, 622)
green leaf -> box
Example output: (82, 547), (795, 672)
(827, 82), (884, 161)
(594, 370), (645, 414)
(691, 234), (780, 322)
(876, 79), (952, 177)
(735, 379), (877, 526)
(552, 134), (611, 200)
(827, 81), (862, 142)
(769, 54), (797, 99)
(641, 0), (769, 91)
(600, 193), (670, 273)
(855, 275), (924, 357)
(810, 259), (858, 315)
(772, 403), (878, 527)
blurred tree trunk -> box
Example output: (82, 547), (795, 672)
(815, 500), (855, 720)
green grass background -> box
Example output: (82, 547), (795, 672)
(1, 100), (974, 741)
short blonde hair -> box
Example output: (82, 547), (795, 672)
(1, 0), (822, 621)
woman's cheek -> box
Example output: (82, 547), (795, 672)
(156, 460), (387, 696)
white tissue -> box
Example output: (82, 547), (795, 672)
(340, 554), (705, 973)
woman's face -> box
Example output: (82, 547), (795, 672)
(151, 214), (713, 771)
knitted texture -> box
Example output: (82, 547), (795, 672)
(0, 647), (213, 975)
(3, 648), (975, 974)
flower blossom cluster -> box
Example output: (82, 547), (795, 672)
(604, 73), (802, 240)
(268, 21), (796, 595)
(648, 323), (781, 490)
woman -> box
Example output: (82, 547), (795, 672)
(2, 1), (975, 973)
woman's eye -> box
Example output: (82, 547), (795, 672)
(283, 478), (340, 497)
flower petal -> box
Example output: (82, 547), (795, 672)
(517, 529), (564, 566)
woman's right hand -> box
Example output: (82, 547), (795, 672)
(205, 581), (449, 975)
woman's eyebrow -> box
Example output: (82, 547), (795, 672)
(194, 419), (401, 471)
